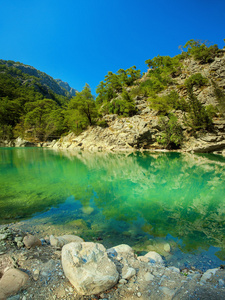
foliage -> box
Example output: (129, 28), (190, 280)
(212, 81), (225, 115)
(0, 60), (71, 141)
(149, 90), (188, 115)
(104, 90), (137, 117)
(182, 39), (219, 64)
(185, 73), (208, 89)
(24, 99), (66, 141)
(97, 119), (109, 128)
(66, 84), (98, 132)
(157, 114), (183, 149)
(185, 87), (213, 131)
(96, 66), (141, 105)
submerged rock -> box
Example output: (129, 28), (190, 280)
(61, 242), (119, 295)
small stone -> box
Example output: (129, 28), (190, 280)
(23, 234), (42, 248)
(17, 241), (24, 248)
(144, 251), (164, 264)
(122, 267), (136, 280)
(14, 237), (23, 243)
(137, 292), (142, 298)
(163, 243), (171, 252)
(0, 234), (7, 241)
(160, 287), (175, 297)
(32, 269), (40, 281)
(144, 272), (154, 281)
(119, 279), (127, 284)
(50, 234), (84, 248)
(167, 266), (180, 273)
(219, 279), (224, 286)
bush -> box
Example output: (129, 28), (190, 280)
(185, 73), (208, 90)
(149, 90), (188, 115)
(183, 40), (219, 64)
(97, 119), (108, 128)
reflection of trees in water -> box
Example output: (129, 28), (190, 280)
(1, 148), (225, 254)
(60, 150), (225, 253)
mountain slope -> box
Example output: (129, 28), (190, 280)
(0, 59), (74, 98)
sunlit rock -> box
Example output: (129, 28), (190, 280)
(50, 234), (84, 248)
(0, 268), (29, 299)
(62, 242), (119, 295)
(23, 234), (42, 248)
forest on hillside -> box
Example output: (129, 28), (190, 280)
(0, 40), (225, 149)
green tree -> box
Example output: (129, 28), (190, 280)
(67, 84), (97, 126)
(157, 114), (183, 149)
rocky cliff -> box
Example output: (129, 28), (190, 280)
(45, 50), (225, 154)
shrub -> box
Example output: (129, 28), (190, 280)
(149, 90), (188, 115)
(97, 119), (109, 128)
(185, 73), (208, 90)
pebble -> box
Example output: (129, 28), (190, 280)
(137, 292), (142, 297)
(14, 237), (23, 243)
(119, 279), (127, 284)
(0, 233), (7, 241)
(144, 272), (155, 281)
(219, 279), (224, 286)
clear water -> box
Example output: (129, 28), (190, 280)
(0, 147), (225, 271)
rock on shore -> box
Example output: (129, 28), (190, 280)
(0, 226), (225, 299)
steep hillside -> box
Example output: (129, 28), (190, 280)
(0, 60), (78, 143)
(49, 41), (225, 154)
(0, 60), (72, 98)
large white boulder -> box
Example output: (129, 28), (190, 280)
(61, 242), (119, 295)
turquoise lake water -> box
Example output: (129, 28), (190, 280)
(0, 147), (225, 271)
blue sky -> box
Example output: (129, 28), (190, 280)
(0, 0), (224, 95)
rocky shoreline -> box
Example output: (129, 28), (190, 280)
(0, 226), (225, 300)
